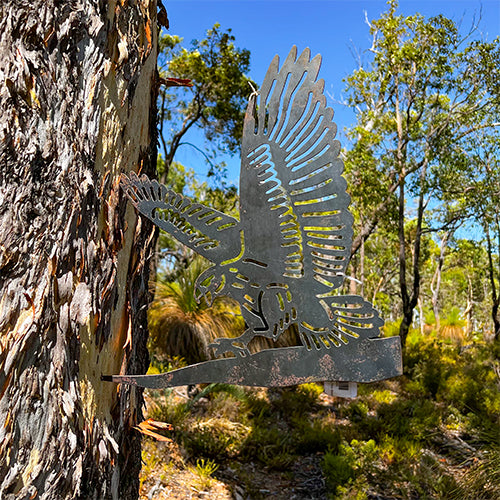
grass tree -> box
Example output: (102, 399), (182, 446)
(149, 257), (244, 365)
(439, 307), (466, 344)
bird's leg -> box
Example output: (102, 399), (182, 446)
(209, 329), (256, 358)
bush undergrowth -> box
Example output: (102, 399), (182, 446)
(144, 335), (500, 498)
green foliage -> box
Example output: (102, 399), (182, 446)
(455, 134), (500, 341)
(344, 400), (368, 423)
(439, 351), (500, 435)
(405, 336), (456, 397)
(148, 388), (190, 430)
(148, 256), (244, 364)
(188, 458), (220, 491)
(241, 425), (295, 470)
(158, 24), (255, 181)
(292, 418), (341, 455)
(238, 384), (338, 468)
(181, 424), (236, 459)
(382, 319), (402, 337)
(378, 398), (442, 441)
(322, 451), (356, 496)
(404, 335), (500, 437)
(440, 239), (490, 334)
(439, 306), (466, 344)
(455, 445), (500, 499)
(194, 458), (219, 477)
(343, 0), (500, 344)
(271, 384), (323, 420)
(370, 389), (397, 405)
(143, 327), (500, 498)
(322, 439), (381, 498)
(147, 354), (186, 375)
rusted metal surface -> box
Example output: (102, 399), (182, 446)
(107, 337), (401, 388)
(108, 46), (403, 388)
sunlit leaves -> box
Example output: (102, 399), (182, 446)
(343, 0), (500, 344)
(158, 23), (256, 181)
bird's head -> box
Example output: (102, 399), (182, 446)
(194, 267), (226, 307)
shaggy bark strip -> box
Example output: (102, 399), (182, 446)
(0, 1), (158, 498)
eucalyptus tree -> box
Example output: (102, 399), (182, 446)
(0, 1), (158, 497)
(442, 239), (490, 337)
(157, 24), (255, 183)
(344, 0), (500, 346)
(348, 226), (400, 320)
(455, 132), (500, 341)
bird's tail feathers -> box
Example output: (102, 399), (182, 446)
(300, 295), (384, 350)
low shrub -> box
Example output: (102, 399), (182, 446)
(292, 418), (341, 454)
(240, 425), (294, 470)
(322, 451), (356, 496)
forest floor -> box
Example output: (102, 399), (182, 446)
(139, 437), (327, 499)
(139, 388), (341, 500)
(136, 338), (500, 499)
(137, 399), (477, 500)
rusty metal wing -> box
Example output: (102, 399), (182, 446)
(239, 46), (353, 291)
(121, 172), (241, 265)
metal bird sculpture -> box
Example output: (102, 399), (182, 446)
(106, 47), (402, 389)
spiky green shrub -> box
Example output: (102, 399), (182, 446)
(439, 307), (466, 344)
(240, 425), (294, 470)
(405, 336), (457, 397)
(149, 257), (244, 364)
(322, 451), (356, 496)
(292, 419), (341, 455)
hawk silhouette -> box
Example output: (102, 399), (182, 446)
(122, 46), (383, 359)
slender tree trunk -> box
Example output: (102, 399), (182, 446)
(0, 1), (158, 498)
(397, 167), (415, 348)
(418, 296), (425, 335)
(349, 257), (358, 295)
(485, 223), (500, 342)
(464, 276), (474, 337)
(359, 236), (365, 297)
(398, 161), (426, 348)
(430, 230), (451, 332)
(371, 276), (384, 308)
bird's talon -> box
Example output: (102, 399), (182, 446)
(209, 339), (250, 358)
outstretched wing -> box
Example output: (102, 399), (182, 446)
(239, 47), (353, 289)
(121, 173), (242, 264)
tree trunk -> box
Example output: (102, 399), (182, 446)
(0, 1), (158, 498)
(464, 276), (474, 337)
(397, 172), (412, 347)
(398, 156), (426, 348)
(431, 230), (451, 332)
(418, 296), (425, 335)
(485, 224), (500, 343)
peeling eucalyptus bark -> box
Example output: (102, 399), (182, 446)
(0, 1), (158, 498)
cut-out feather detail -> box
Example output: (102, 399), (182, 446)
(121, 46), (383, 356)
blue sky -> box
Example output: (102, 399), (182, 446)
(163, 0), (500, 186)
